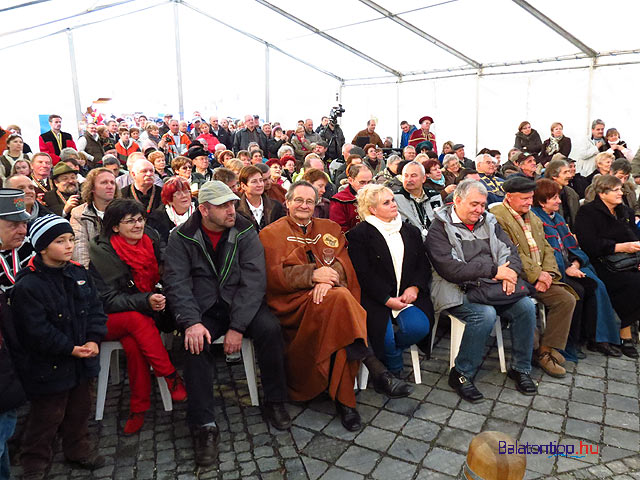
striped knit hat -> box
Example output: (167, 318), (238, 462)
(29, 214), (74, 252)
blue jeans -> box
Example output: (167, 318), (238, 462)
(384, 306), (430, 373)
(0, 409), (17, 480)
(448, 296), (536, 378)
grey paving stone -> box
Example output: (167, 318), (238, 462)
(565, 419), (602, 443)
(601, 447), (636, 463)
(300, 455), (328, 480)
(335, 445), (380, 474)
(354, 426), (397, 451)
(588, 464), (614, 478)
(321, 417), (359, 441)
(293, 409), (334, 431)
(371, 457), (417, 480)
(457, 396), (494, 415)
(484, 418), (522, 439)
(385, 397), (420, 415)
(491, 401), (528, 423)
(608, 381), (639, 398)
(537, 381), (571, 399)
(401, 418), (441, 441)
(568, 401), (604, 423)
(318, 467), (363, 480)
(607, 394), (640, 413)
(447, 410), (486, 433)
(291, 426), (315, 450)
(284, 458), (308, 480)
(388, 435), (430, 463)
(498, 387), (534, 406)
(425, 388), (461, 407)
(576, 362), (606, 378)
(422, 447), (465, 475)
(518, 427), (559, 475)
(571, 387), (605, 405)
(605, 410), (640, 431)
(603, 427), (640, 450)
(472, 382), (502, 400)
(356, 389), (387, 408)
(415, 469), (456, 480)
(371, 410), (409, 431)
(257, 456), (280, 472)
(531, 395), (567, 415)
(574, 375), (605, 392)
(607, 459), (630, 474)
(302, 434), (348, 463)
(434, 427), (474, 453)
(556, 456), (589, 473)
(526, 409), (564, 433)
(413, 403), (453, 424)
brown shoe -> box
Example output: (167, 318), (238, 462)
(537, 351), (566, 378)
(549, 349), (565, 365)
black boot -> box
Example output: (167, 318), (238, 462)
(191, 424), (219, 467)
(363, 355), (413, 398)
(263, 402), (292, 431)
(448, 368), (484, 403)
(335, 401), (361, 431)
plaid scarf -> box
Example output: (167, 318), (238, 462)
(503, 200), (542, 266)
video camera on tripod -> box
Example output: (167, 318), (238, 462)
(329, 104), (345, 125)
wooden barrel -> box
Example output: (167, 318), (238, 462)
(463, 431), (526, 480)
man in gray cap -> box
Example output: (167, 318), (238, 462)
(453, 143), (474, 169)
(491, 176), (576, 379)
(163, 181), (290, 467)
(42, 162), (80, 218)
(0, 188), (35, 292)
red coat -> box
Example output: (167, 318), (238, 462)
(329, 186), (359, 233)
(196, 133), (220, 153)
(38, 130), (77, 164)
(115, 141), (140, 165)
(409, 129), (437, 153)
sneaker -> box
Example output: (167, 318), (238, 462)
(537, 351), (566, 378)
(165, 373), (188, 402)
(124, 412), (145, 435)
(226, 352), (242, 364)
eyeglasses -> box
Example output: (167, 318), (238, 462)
(291, 198), (316, 207)
(120, 217), (146, 225)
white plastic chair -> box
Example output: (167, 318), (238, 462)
(213, 336), (260, 407)
(355, 344), (422, 390)
(96, 341), (173, 421)
(430, 311), (507, 374)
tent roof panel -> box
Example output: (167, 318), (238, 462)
(526, 0), (640, 54)
(399, 0), (582, 66)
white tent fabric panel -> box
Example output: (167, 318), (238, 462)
(2, 34), (77, 149)
(526, 0), (640, 53)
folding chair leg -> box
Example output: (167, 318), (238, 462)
(156, 377), (173, 412)
(430, 314), (441, 352)
(493, 319), (507, 373)
(358, 364), (369, 390)
(449, 316), (466, 371)
(95, 347), (112, 421)
(242, 339), (259, 406)
(410, 344), (421, 384)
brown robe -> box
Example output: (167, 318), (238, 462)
(259, 216), (367, 407)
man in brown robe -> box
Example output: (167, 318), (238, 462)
(260, 180), (412, 431)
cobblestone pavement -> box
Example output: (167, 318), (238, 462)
(9, 331), (640, 480)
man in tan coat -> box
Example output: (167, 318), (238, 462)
(491, 176), (576, 378)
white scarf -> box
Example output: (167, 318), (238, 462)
(165, 203), (195, 226)
(365, 214), (406, 317)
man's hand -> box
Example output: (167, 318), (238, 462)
(184, 323), (212, 355)
(312, 266), (339, 285)
(385, 297), (408, 310)
(63, 194), (81, 214)
(502, 279), (515, 295)
(148, 293), (166, 311)
(399, 286), (419, 304)
(309, 283), (332, 304)
(538, 271), (553, 288)
(615, 241), (640, 253)
(223, 329), (243, 355)
(494, 261), (518, 284)
(565, 264), (585, 278)
(534, 280), (549, 293)
(595, 141), (604, 149)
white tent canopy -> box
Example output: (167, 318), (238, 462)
(2, 0), (639, 155)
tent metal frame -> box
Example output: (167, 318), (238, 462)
(1, 0), (638, 132)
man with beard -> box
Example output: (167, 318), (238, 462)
(122, 159), (163, 214)
(42, 163), (80, 218)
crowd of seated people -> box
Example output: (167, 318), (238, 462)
(1, 111), (640, 478)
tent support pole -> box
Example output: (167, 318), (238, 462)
(265, 45), (270, 122)
(475, 68), (482, 154)
(173, 1), (184, 120)
(396, 80), (401, 148)
(586, 57), (596, 132)
(66, 29), (83, 134)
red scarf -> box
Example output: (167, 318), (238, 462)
(110, 233), (160, 293)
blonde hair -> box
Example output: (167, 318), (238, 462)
(226, 158), (244, 174)
(595, 151), (614, 167)
(356, 184), (393, 220)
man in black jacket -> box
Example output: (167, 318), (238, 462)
(163, 180), (290, 467)
(233, 115), (267, 154)
(208, 116), (233, 150)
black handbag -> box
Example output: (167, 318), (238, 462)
(601, 252), (640, 272)
(464, 278), (531, 305)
